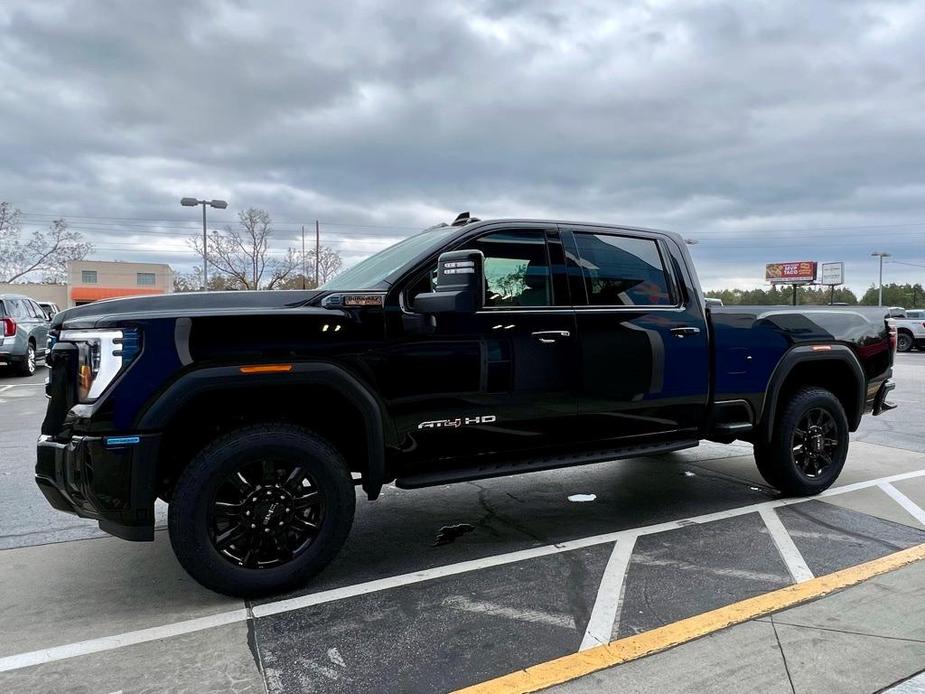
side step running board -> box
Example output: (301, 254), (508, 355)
(395, 439), (699, 490)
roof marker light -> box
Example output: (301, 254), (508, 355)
(240, 364), (293, 374)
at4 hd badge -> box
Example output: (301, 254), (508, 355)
(417, 415), (497, 430)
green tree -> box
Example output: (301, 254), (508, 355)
(705, 286), (858, 306)
(859, 283), (924, 308)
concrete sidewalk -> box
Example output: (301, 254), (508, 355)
(548, 558), (925, 694)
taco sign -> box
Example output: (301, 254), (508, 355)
(765, 261), (817, 284)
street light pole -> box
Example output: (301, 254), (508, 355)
(202, 203), (208, 289)
(871, 251), (891, 306)
(181, 197), (228, 290)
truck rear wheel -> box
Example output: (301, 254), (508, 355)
(168, 424), (355, 597)
(753, 387), (849, 496)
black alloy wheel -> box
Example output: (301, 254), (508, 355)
(896, 332), (913, 353)
(790, 407), (838, 478)
(209, 460), (325, 569)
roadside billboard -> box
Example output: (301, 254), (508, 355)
(765, 261), (817, 284)
(820, 261), (845, 286)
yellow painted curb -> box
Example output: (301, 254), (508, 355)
(454, 542), (925, 694)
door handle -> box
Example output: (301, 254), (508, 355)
(670, 326), (701, 338)
(531, 330), (571, 343)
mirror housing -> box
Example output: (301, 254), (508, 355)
(413, 249), (484, 314)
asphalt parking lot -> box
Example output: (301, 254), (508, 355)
(1, 354), (924, 693)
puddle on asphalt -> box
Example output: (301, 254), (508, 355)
(433, 523), (476, 546)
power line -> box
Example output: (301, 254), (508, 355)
(15, 210), (925, 235)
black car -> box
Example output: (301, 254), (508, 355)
(36, 215), (897, 596)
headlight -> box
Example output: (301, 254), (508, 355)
(58, 329), (140, 402)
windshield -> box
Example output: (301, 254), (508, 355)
(320, 226), (458, 290)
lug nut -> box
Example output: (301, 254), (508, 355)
(264, 528), (270, 533)
(250, 523), (256, 528)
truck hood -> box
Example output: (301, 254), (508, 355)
(54, 290), (326, 329)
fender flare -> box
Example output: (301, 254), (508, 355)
(759, 344), (866, 442)
(136, 362), (393, 500)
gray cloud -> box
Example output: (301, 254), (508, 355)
(1, 0), (924, 292)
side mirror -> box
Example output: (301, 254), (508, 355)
(413, 249), (484, 314)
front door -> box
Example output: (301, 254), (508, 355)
(561, 226), (710, 444)
(380, 225), (580, 468)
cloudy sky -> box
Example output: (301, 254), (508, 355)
(1, 0), (924, 293)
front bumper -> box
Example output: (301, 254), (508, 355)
(35, 433), (160, 541)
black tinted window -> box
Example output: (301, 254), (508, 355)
(465, 230), (551, 307)
(573, 233), (673, 306)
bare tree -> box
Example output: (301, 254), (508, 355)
(174, 268), (243, 292)
(189, 208), (300, 290)
(0, 202), (92, 283)
(309, 246), (344, 285)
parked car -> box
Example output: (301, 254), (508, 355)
(903, 309), (924, 319)
(704, 296), (724, 307)
(37, 301), (60, 321)
(892, 314), (925, 352)
(36, 215), (897, 596)
(0, 294), (51, 376)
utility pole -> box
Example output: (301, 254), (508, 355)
(315, 220), (320, 287)
(301, 225), (306, 290)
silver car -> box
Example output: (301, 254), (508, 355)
(0, 294), (50, 376)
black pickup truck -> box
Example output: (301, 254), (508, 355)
(36, 215), (897, 596)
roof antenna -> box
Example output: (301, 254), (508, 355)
(451, 211), (480, 226)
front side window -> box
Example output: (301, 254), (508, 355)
(137, 272), (156, 286)
(81, 270), (97, 284)
(573, 233), (673, 306)
(464, 230), (551, 308)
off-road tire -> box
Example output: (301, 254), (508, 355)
(168, 424), (355, 597)
(753, 387), (849, 496)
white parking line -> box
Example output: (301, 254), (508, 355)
(1, 467), (924, 674)
(879, 482), (925, 526)
(579, 537), (636, 651)
(759, 507), (814, 582)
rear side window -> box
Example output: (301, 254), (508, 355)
(9, 298), (29, 318)
(573, 233), (673, 306)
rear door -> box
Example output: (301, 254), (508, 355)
(561, 226), (710, 443)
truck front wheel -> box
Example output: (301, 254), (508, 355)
(753, 387), (849, 496)
(168, 424), (356, 597)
